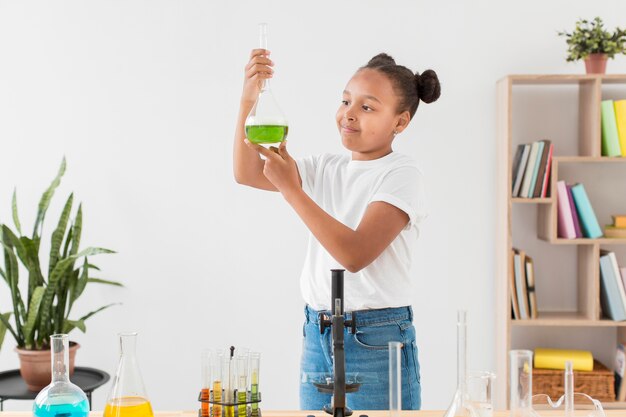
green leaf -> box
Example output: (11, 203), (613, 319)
(63, 319), (86, 333)
(49, 193), (73, 275)
(22, 286), (44, 349)
(1, 238), (25, 345)
(87, 278), (124, 287)
(0, 312), (17, 349)
(70, 204), (82, 257)
(33, 157), (66, 239)
(78, 303), (120, 322)
(12, 189), (21, 235)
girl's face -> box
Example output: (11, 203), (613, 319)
(336, 68), (410, 161)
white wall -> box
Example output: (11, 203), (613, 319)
(1, 0), (626, 412)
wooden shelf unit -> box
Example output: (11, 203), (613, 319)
(496, 74), (626, 409)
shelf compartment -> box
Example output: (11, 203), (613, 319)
(511, 312), (626, 327)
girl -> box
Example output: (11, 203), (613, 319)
(233, 49), (440, 411)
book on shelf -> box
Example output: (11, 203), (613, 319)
(601, 99), (622, 157)
(513, 248), (530, 319)
(615, 100), (626, 157)
(510, 249), (521, 320)
(534, 348), (593, 371)
(570, 183), (603, 239)
(556, 181), (577, 239)
(566, 184), (583, 238)
(622, 268), (626, 293)
(532, 140), (551, 198)
(520, 142), (541, 198)
(527, 141), (545, 198)
(599, 250), (626, 321)
(605, 226), (626, 239)
(525, 255), (538, 319)
(615, 343), (626, 401)
(512, 144), (530, 197)
(613, 214), (626, 228)
(539, 142), (553, 198)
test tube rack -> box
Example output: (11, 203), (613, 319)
(198, 390), (262, 417)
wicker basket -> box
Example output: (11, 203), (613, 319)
(533, 360), (615, 402)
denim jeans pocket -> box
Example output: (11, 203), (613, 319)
(353, 321), (406, 350)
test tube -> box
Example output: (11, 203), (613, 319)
(201, 349), (212, 417)
(509, 350), (533, 417)
(222, 354), (235, 417)
(213, 351), (224, 417)
(237, 353), (249, 417)
(564, 360), (574, 417)
(388, 341), (402, 417)
(249, 352), (261, 417)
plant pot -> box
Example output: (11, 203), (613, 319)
(584, 53), (608, 74)
(15, 341), (80, 391)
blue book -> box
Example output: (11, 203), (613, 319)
(527, 141), (544, 198)
(600, 252), (626, 321)
(570, 183), (603, 239)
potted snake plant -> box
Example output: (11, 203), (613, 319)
(0, 158), (122, 391)
(558, 17), (626, 74)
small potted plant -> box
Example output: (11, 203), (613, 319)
(0, 158), (122, 391)
(558, 17), (626, 74)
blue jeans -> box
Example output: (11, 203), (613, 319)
(300, 305), (421, 411)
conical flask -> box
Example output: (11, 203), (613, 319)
(104, 332), (154, 417)
(244, 23), (289, 145)
(33, 334), (89, 417)
(444, 311), (478, 417)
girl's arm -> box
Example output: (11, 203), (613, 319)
(233, 49), (278, 191)
(247, 141), (409, 273)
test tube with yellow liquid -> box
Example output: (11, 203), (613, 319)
(212, 350), (224, 417)
(236, 354), (249, 417)
(244, 23), (289, 145)
(200, 349), (212, 417)
(222, 353), (236, 417)
(104, 332), (154, 417)
(249, 352), (261, 417)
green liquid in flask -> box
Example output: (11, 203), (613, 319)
(245, 125), (288, 144)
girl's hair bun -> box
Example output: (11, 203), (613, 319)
(366, 53), (396, 67)
(415, 70), (441, 104)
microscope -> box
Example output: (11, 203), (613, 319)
(313, 269), (362, 417)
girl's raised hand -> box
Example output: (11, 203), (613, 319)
(244, 140), (301, 196)
(241, 49), (274, 104)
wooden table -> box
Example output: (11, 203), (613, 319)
(1, 411), (624, 417)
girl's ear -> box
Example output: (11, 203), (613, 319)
(394, 111), (411, 134)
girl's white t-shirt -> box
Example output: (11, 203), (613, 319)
(295, 151), (426, 311)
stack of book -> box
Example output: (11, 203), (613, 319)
(605, 215), (626, 239)
(556, 181), (603, 239)
(510, 248), (538, 320)
(601, 99), (626, 157)
(511, 139), (553, 198)
(599, 250), (626, 321)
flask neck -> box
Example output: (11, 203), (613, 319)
(119, 332), (138, 357)
(456, 311), (467, 391)
(50, 334), (70, 383)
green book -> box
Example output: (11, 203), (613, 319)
(601, 100), (622, 157)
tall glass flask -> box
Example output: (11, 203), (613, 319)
(509, 350), (533, 417)
(444, 310), (476, 417)
(33, 334), (89, 417)
(104, 332), (154, 417)
(244, 23), (289, 145)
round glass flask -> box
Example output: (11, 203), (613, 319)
(33, 334), (89, 417)
(244, 23), (289, 145)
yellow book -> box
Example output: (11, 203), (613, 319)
(534, 348), (593, 371)
(613, 214), (626, 228)
(615, 100), (626, 157)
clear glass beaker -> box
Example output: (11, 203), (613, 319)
(389, 341), (402, 417)
(104, 332), (154, 417)
(33, 334), (89, 417)
(467, 371), (495, 417)
(244, 23), (289, 145)
(509, 350), (533, 417)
